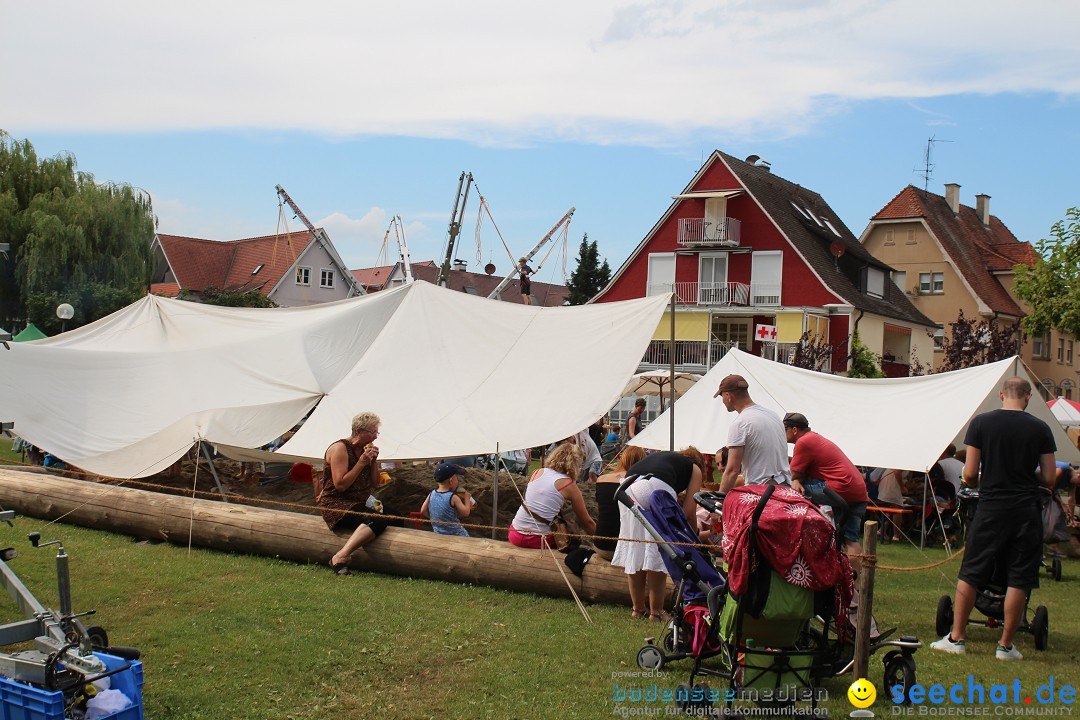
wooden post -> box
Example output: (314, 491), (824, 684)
(852, 520), (878, 680)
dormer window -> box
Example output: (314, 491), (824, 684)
(251, 263), (264, 275)
(822, 219), (842, 237)
(864, 267), (885, 299)
(790, 202), (809, 220)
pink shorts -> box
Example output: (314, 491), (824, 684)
(508, 525), (553, 549)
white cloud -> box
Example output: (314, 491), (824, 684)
(3, 1), (1077, 145)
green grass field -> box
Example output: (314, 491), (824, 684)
(1, 516), (1077, 719)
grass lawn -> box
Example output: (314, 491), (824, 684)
(1, 516), (1077, 719)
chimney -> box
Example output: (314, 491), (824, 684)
(944, 183), (961, 215)
(452, 259), (467, 271)
(975, 193), (991, 226)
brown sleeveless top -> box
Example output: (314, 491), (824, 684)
(314, 438), (374, 530)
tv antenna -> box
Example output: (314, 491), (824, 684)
(916, 135), (952, 193)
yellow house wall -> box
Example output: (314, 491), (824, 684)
(651, 311), (710, 341)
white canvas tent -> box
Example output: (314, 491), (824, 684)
(0, 281), (668, 478)
(631, 349), (1080, 471)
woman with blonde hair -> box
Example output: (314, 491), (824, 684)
(611, 447), (704, 620)
(593, 446), (648, 562)
(509, 443), (596, 548)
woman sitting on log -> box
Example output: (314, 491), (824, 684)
(316, 412), (400, 575)
(509, 443), (596, 549)
(593, 445), (647, 561)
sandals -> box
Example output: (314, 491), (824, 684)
(649, 612), (670, 623)
(330, 560), (353, 576)
(631, 608), (647, 619)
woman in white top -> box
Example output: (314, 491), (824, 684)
(509, 443), (596, 549)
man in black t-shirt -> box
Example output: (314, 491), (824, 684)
(931, 376), (1056, 661)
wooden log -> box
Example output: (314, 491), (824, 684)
(0, 469), (633, 605)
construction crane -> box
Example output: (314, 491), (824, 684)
(274, 184), (366, 296)
(487, 207), (575, 300)
(382, 215), (414, 284)
(438, 172), (473, 287)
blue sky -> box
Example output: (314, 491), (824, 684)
(3, 1), (1078, 282)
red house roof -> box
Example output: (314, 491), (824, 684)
(871, 186), (1035, 317)
(408, 263), (569, 306)
(156, 231), (315, 295)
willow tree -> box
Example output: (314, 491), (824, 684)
(1, 132), (154, 332)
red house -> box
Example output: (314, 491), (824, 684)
(594, 151), (936, 376)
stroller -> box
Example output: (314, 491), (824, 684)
(619, 479), (920, 713)
(938, 487), (1053, 650)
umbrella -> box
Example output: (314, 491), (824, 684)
(1048, 397), (1080, 427)
(622, 370), (702, 408)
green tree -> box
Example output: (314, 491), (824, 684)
(565, 233), (611, 305)
(847, 330), (885, 378)
(1014, 207), (1080, 338)
(0, 132), (154, 332)
(182, 287), (278, 308)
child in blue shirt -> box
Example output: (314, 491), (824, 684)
(420, 462), (472, 537)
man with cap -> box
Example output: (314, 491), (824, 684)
(714, 374), (791, 492)
(784, 412), (869, 559)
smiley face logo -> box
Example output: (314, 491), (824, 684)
(848, 678), (876, 708)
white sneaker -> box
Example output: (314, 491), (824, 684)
(996, 644), (1023, 660)
(930, 634), (966, 654)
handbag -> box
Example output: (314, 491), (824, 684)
(1042, 493), (1070, 544)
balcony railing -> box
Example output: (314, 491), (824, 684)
(646, 281), (751, 306)
(750, 283), (781, 306)
(639, 339), (744, 371)
(678, 217), (741, 247)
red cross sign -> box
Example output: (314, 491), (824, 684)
(755, 324), (778, 342)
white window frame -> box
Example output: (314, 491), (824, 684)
(750, 251), (782, 306)
(865, 267), (885, 299)
(319, 269), (334, 289)
(1032, 332), (1050, 360)
(919, 271), (944, 294)
(933, 325), (944, 351)
(647, 253), (676, 297)
(296, 266), (311, 286)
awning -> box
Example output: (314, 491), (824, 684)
(883, 323), (912, 336)
(672, 190), (745, 200)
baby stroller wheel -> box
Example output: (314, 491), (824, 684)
(1051, 557), (1063, 582)
(1031, 606), (1048, 651)
(637, 644), (664, 671)
(883, 651), (917, 704)
(674, 683), (712, 714)
(935, 595), (954, 638)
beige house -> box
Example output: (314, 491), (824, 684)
(861, 183), (1078, 400)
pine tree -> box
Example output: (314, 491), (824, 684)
(566, 233), (611, 305)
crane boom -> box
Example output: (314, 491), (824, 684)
(486, 207), (575, 299)
(438, 172), (473, 287)
(393, 215), (414, 284)
(275, 184), (366, 296)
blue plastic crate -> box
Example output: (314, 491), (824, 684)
(0, 652), (143, 720)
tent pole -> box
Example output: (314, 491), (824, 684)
(669, 287), (675, 452)
(492, 443), (500, 540)
(920, 465), (927, 549)
(199, 440), (229, 503)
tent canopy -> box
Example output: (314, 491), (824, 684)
(631, 349), (1080, 472)
(12, 323), (47, 342)
(0, 281), (668, 478)
(1048, 397), (1080, 427)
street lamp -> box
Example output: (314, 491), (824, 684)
(56, 303), (74, 332)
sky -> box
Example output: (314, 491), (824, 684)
(2, 0), (1078, 284)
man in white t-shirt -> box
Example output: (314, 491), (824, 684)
(936, 445), (965, 494)
(714, 374), (791, 492)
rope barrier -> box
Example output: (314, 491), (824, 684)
(0, 458), (976, 571)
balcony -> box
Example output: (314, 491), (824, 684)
(677, 217), (741, 247)
(646, 281), (751, 306)
(639, 339), (742, 371)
